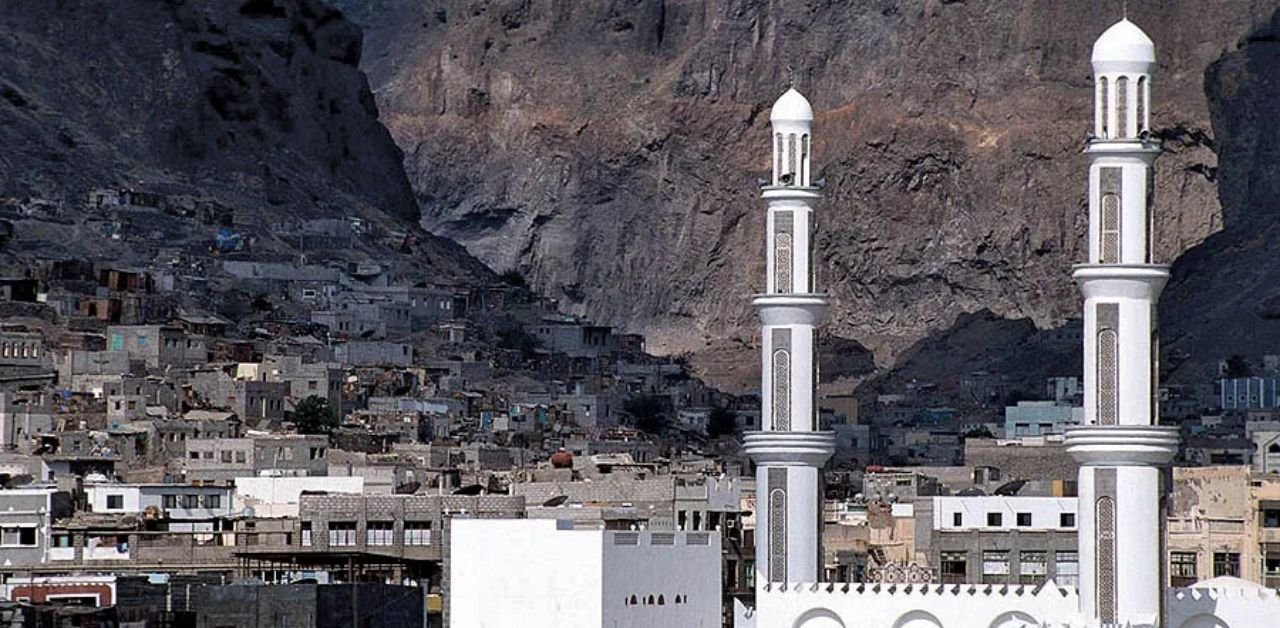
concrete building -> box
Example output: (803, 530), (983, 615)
(0, 392), (52, 452)
(915, 496), (1079, 586)
(182, 435), (328, 485)
(83, 483), (234, 521)
(233, 475), (363, 518)
(106, 325), (206, 370)
(450, 519), (721, 628)
(333, 341), (412, 367)
(1220, 377), (1280, 410)
(532, 317), (619, 358)
(0, 487), (72, 574)
(1003, 401), (1083, 439)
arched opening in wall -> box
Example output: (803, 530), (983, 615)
(1178, 614), (1230, 628)
(768, 485), (787, 581)
(628, 595), (638, 605)
(1137, 76), (1147, 133)
(1116, 76), (1129, 138)
(776, 133), (783, 183)
(1099, 77), (1109, 137)
(891, 610), (944, 628)
(988, 611), (1039, 628)
(787, 134), (797, 184)
(791, 608), (847, 628)
(1098, 328), (1119, 425)
(657, 595), (664, 605)
(801, 134), (809, 185)
(1100, 192), (1121, 263)
(646, 595), (654, 605)
(1269, 442), (1280, 454)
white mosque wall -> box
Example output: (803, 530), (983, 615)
(739, 582), (1280, 628)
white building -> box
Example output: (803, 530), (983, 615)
(736, 19), (1280, 628)
(449, 519), (721, 628)
(232, 475), (363, 518)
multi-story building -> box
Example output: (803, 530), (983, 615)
(106, 325), (206, 370)
(914, 496), (1079, 587)
(182, 435), (328, 485)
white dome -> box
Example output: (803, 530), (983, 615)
(1091, 18), (1155, 66)
(770, 88), (813, 123)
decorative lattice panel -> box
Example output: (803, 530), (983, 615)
(768, 468), (788, 582)
(1097, 495), (1117, 624)
(1097, 303), (1120, 426)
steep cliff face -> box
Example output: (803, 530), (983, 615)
(1159, 9), (1280, 383)
(0, 0), (420, 231)
(334, 0), (1267, 378)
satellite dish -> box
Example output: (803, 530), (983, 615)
(994, 480), (1027, 496)
(542, 495), (569, 507)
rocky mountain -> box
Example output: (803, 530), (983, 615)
(332, 0), (1280, 389)
(0, 0), (489, 280)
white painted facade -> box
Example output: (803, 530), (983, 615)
(449, 519), (721, 628)
(931, 497), (1077, 532)
(232, 476), (363, 518)
(736, 19), (1280, 628)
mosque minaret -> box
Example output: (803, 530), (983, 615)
(742, 87), (837, 586)
(1064, 18), (1181, 628)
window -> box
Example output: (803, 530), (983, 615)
(189, 451), (199, 460)
(981, 550), (1010, 584)
(1213, 552), (1240, 578)
(1171, 551), (1198, 587)
(308, 380), (319, 391)
(1055, 551), (1079, 587)
(328, 522), (357, 547)
(692, 511), (702, 531)
(309, 447), (325, 460)
(162, 495), (177, 509)
(301, 522), (312, 547)
(235, 450), (247, 464)
(986, 512), (1003, 527)
(1264, 509), (1280, 528)
(952, 512), (963, 527)
(677, 511), (687, 530)
(367, 521), (394, 546)
(1, 527), (36, 547)
(1060, 512), (1076, 528)
(106, 495), (124, 510)
(405, 521), (432, 546)
(205, 494), (221, 509)
(53, 534), (72, 548)
(1018, 551), (1047, 585)
(941, 551), (967, 584)
(202, 451), (213, 460)
(1016, 512), (1032, 527)
(221, 451), (232, 463)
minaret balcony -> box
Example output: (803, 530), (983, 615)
(753, 293), (829, 326)
(1085, 138), (1161, 157)
(1073, 264), (1169, 300)
(1064, 424), (1180, 467)
(743, 431), (836, 467)
(761, 186), (823, 201)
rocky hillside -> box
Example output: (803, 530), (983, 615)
(331, 0), (1278, 384)
(0, 0), (489, 280)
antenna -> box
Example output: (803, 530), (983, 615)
(1122, 0), (1128, 19)
(786, 64), (796, 88)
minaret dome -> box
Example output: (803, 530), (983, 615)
(769, 88), (813, 186)
(1091, 18), (1154, 140)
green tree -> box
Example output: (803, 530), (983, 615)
(707, 406), (739, 438)
(291, 395), (338, 435)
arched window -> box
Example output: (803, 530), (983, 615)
(775, 133), (783, 183)
(787, 134), (797, 184)
(1098, 77), (1109, 138)
(657, 595), (665, 605)
(1098, 328), (1119, 425)
(1137, 76), (1147, 133)
(1100, 193), (1121, 263)
(772, 350), (791, 430)
(801, 134), (810, 186)
(628, 595), (638, 605)
(774, 233), (793, 293)
(646, 595), (655, 605)
(1269, 443), (1280, 454)
(1116, 76), (1129, 138)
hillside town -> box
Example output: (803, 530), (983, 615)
(0, 182), (1275, 627)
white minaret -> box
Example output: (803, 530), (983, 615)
(743, 88), (836, 587)
(1065, 19), (1180, 628)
